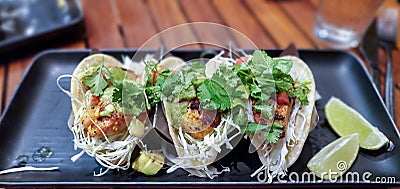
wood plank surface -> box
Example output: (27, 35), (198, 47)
(245, 0), (315, 48)
(59, 40), (86, 49)
(0, 64), (4, 114)
(114, 0), (161, 48)
(80, 0), (124, 48)
(378, 49), (400, 128)
(5, 58), (31, 106)
(396, 88), (400, 130)
(212, 0), (276, 49)
(279, 0), (324, 49)
(179, 0), (233, 49)
(146, 0), (200, 49)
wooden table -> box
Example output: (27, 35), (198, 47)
(1, 0), (399, 132)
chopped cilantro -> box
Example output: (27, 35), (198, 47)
(120, 81), (147, 116)
(145, 86), (162, 107)
(83, 64), (110, 96)
(197, 79), (231, 111)
(273, 68), (294, 92)
(265, 122), (284, 143)
(289, 81), (311, 105)
(234, 50), (312, 119)
(143, 60), (158, 86)
(112, 83), (123, 104)
(245, 122), (284, 143)
(109, 67), (126, 86)
(209, 64), (248, 108)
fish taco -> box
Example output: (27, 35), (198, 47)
(234, 50), (316, 182)
(157, 54), (249, 178)
(66, 54), (152, 175)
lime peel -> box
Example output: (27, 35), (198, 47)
(324, 97), (389, 150)
(307, 133), (359, 180)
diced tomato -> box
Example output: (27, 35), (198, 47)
(277, 92), (289, 105)
(101, 70), (106, 79)
(153, 70), (159, 85)
(235, 56), (248, 65)
(91, 95), (100, 105)
(280, 130), (286, 138)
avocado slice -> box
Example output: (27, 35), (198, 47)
(132, 151), (164, 175)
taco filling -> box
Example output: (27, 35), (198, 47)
(156, 54), (249, 178)
(234, 50), (316, 182)
(58, 54), (153, 176)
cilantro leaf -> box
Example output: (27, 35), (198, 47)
(245, 122), (284, 143)
(110, 67), (126, 86)
(210, 64), (248, 108)
(145, 86), (162, 107)
(273, 58), (292, 74)
(112, 83), (123, 104)
(273, 68), (293, 92)
(143, 60), (158, 86)
(83, 64), (109, 96)
(289, 81), (311, 105)
(120, 81), (147, 116)
(197, 79), (230, 111)
(245, 122), (270, 133)
(145, 69), (173, 106)
(246, 50), (276, 99)
(265, 122), (284, 143)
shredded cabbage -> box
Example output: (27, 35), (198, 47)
(57, 74), (145, 176)
(250, 99), (305, 183)
(165, 111), (242, 179)
(164, 52), (243, 179)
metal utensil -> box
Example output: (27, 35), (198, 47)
(279, 43), (300, 57)
(361, 20), (381, 91)
(377, 8), (398, 120)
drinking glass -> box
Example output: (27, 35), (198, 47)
(314, 0), (384, 49)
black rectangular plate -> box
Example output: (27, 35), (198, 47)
(0, 0), (83, 53)
(0, 49), (399, 187)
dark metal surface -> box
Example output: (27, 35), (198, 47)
(0, 49), (398, 187)
(377, 8), (398, 121)
(360, 20), (381, 92)
(278, 43), (299, 57)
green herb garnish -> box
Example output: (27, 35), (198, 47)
(83, 64), (111, 96)
(245, 122), (284, 143)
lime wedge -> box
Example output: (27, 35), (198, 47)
(307, 133), (359, 180)
(325, 97), (389, 150)
(159, 57), (185, 71)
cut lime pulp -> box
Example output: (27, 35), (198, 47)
(324, 97), (389, 150)
(307, 133), (359, 180)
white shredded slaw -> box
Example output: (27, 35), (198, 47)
(166, 114), (241, 179)
(57, 74), (145, 176)
(164, 52), (244, 179)
(250, 99), (306, 183)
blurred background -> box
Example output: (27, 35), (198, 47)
(0, 0), (399, 127)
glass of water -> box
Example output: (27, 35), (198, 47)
(314, 0), (384, 49)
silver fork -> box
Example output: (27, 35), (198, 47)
(377, 8), (398, 121)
